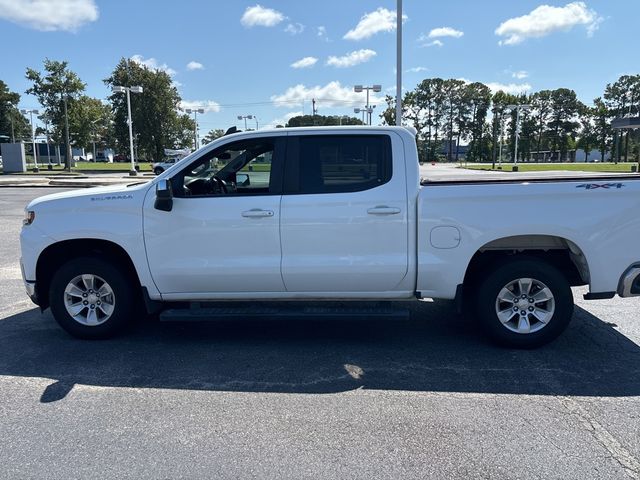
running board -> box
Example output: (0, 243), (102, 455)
(159, 302), (410, 322)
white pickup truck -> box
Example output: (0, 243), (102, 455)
(20, 126), (640, 348)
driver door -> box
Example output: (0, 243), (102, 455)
(143, 135), (286, 297)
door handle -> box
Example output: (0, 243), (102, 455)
(367, 206), (401, 215)
(241, 209), (274, 218)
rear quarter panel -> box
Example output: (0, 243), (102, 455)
(417, 179), (640, 299)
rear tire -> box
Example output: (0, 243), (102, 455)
(473, 257), (574, 348)
(49, 257), (135, 339)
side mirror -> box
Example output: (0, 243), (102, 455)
(154, 179), (173, 212)
(236, 173), (250, 187)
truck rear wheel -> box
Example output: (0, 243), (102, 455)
(474, 257), (574, 348)
(49, 257), (135, 339)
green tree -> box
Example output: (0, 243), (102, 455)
(592, 97), (612, 162)
(104, 58), (194, 161)
(202, 128), (225, 145)
(547, 88), (582, 161)
(286, 114), (363, 127)
(25, 59), (85, 168)
(0, 80), (30, 142)
(530, 90), (553, 157)
(463, 82), (492, 161)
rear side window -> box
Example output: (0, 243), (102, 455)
(285, 135), (392, 194)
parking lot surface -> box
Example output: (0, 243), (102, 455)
(0, 187), (639, 479)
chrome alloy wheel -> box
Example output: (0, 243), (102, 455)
(495, 277), (555, 334)
(63, 274), (116, 326)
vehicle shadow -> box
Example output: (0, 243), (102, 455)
(0, 300), (638, 402)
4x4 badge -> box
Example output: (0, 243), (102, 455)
(576, 183), (625, 190)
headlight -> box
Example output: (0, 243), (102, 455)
(23, 210), (35, 226)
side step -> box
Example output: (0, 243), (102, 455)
(159, 302), (410, 322)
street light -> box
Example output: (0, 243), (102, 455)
(396, 0), (403, 126)
(112, 85), (143, 176)
(5, 101), (15, 143)
(185, 108), (205, 149)
(237, 115), (254, 130)
(354, 106), (376, 125)
(506, 104), (531, 169)
(20, 108), (40, 172)
(354, 85), (382, 125)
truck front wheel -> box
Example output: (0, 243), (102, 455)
(474, 258), (574, 348)
(49, 257), (135, 339)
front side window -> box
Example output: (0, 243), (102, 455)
(287, 135), (392, 194)
(173, 138), (277, 197)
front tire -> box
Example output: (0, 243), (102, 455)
(474, 257), (574, 348)
(154, 167), (164, 175)
(49, 257), (135, 339)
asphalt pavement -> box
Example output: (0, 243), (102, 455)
(0, 187), (639, 479)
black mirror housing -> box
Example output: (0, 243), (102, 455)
(154, 179), (173, 212)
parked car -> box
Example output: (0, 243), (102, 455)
(20, 126), (640, 347)
(113, 154), (129, 163)
(152, 158), (180, 175)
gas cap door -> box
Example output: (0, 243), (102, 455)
(430, 226), (461, 249)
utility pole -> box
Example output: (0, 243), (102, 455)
(396, 0), (402, 126)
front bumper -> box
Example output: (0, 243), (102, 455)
(618, 264), (640, 298)
(20, 259), (39, 305)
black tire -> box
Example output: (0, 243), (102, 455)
(49, 257), (135, 339)
(154, 167), (163, 175)
(473, 257), (574, 349)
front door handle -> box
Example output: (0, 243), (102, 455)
(367, 206), (401, 215)
(241, 209), (274, 218)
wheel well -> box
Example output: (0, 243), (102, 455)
(36, 239), (141, 310)
(463, 235), (590, 291)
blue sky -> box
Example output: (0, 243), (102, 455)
(0, 0), (637, 134)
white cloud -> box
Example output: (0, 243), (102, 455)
(130, 55), (176, 76)
(317, 26), (326, 37)
(406, 66), (429, 73)
(0, 0), (98, 32)
(343, 7), (406, 41)
(427, 27), (464, 38)
(421, 40), (443, 48)
(291, 56), (318, 69)
(271, 81), (384, 108)
(485, 82), (533, 95)
(326, 49), (377, 68)
(263, 111), (303, 129)
(495, 1), (602, 46)
(241, 4), (285, 27)
(284, 22), (304, 35)
(186, 61), (204, 71)
(179, 100), (221, 113)
(512, 70), (529, 79)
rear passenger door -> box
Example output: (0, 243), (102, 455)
(280, 132), (409, 293)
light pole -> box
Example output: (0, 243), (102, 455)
(42, 115), (52, 167)
(498, 110), (511, 169)
(396, 0), (402, 126)
(5, 101), (15, 143)
(112, 85), (143, 176)
(237, 115), (254, 130)
(186, 108), (205, 149)
(354, 85), (381, 125)
(506, 104), (531, 170)
(354, 106), (376, 125)
(20, 109), (40, 172)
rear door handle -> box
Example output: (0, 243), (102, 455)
(241, 209), (274, 218)
(367, 206), (401, 215)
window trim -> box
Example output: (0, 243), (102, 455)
(170, 136), (286, 198)
(283, 133), (393, 195)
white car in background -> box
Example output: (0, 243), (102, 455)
(153, 148), (191, 175)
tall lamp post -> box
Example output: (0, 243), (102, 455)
(5, 101), (15, 143)
(505, 104), (531, 171)
(112, 85), (143, 176)
(354, 85), (381, 125)
(20, 109), (40, 172)
(237, 115), (254, 130)
(354, 106), (376, 125)
(396, 0), (402, 126)
(185, 108), (205, 149)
